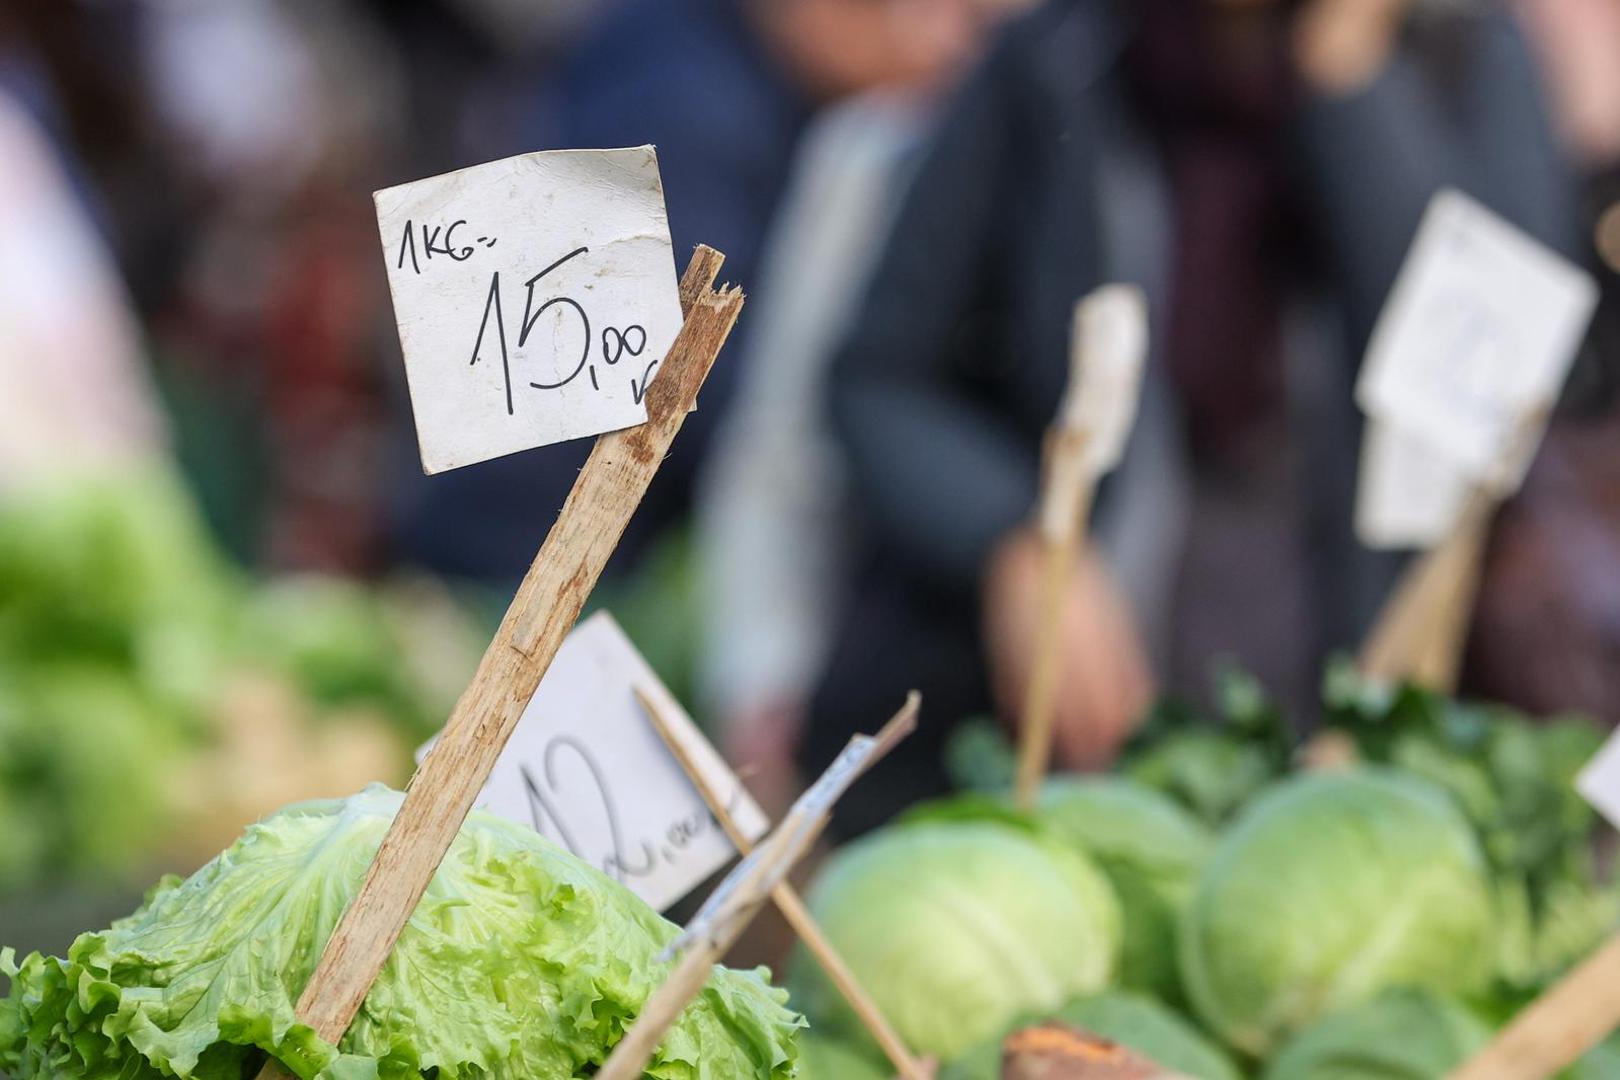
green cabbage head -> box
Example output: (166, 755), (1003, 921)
(1264, 989), (1490, 1080)
(1180, 770), (1493, 1056)
(1037, 777), (1213, 999)
(790, 819), (1119, 1062)
(0, 785), (801, 1080)
(943, 991), (1241, 1080)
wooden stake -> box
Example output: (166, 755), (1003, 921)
(1358, 485), (1495, 693)
(1014, 426), (1094, 810)
(597, 696), (919, 1080)
(635, 690), (929, 1080)
(1448, 931), (1620, 1080)
(254, 247), (738, 1080)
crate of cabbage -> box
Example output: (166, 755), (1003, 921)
(5, 674), (1618, 1080)
(786, 673), (1620, 1080)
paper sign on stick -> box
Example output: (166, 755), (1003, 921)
(376, 147), (685, 474)
(1577, 729), (1620, 831)
(1356, 420), (1473, 549)
(1357, 189), (1597, 481)
(416, 611), (767, 911)
(1059, 284), (1148, 476)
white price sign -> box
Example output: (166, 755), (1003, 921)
(1356, 420), (1473, 549)
(1578, 728), (1620, 831)
(417, 611), (767, 911)
(1357, 189), (1597, 482)
(376, 147), (685, 474)
(1059, 284), (1148, 477)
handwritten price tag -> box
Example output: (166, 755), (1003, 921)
(1059, 284), (1148, 476)
(417, 611), (767, 911)
(1357, 189), (1597, 482)
(1356, 420), (1473, 548)
(1577, 729), (1620, 831)
(376, 147), (685, 474)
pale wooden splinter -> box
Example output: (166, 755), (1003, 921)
(255, 246), (740, 1080)
(1013, 426), (1094, 810)
(636, 689), (930, 1080)
(1357, 484), (1496, 694)
(1013, 285), (1147, 810)
(1449, 931), (1620, 1080)
(596, 695), (920, 1080)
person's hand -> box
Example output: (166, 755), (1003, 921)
(1292, 0), (1413, 95)
(982, 528), (1154, 770)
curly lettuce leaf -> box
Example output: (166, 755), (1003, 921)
(1, 786), (801, 1080)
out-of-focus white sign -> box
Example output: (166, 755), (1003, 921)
(1577, 728), (1620, 831)
(1356, 420), (1474, 549)
(376, 147), (684, 474)
(1357, 189), (1596, 482)
(417, 611), (767, 911)
(1059, 284), (1149, 477)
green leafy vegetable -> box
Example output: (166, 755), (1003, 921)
(1180, 770), (1494, 1056)
(790, 819), (1119, 1062)
(0, 785), (801, 1080)
(794, 1033), (888, 1080)
(942, 992), (1241, 1080)
(1036, 777), (1213, 1000)
(1263, 989), (1490, 1080)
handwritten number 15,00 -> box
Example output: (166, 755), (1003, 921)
(467, 246), (654, 417)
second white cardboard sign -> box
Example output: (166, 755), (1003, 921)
(418, 611), (767, 911)
(1357, 189), (1597, 483)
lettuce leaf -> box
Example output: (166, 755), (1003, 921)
(1, 786), (801, 1080)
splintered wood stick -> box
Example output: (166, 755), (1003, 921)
(635, 690), (929, 1080)
(1358, 484), (1496, 693)
(598, 695), (920, 1080)
(254, 246), (738, 1080)
(1014, 425), (1093, 810)
(1449, 932), (1620, 1080)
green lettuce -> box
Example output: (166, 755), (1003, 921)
(1, 786), (801, 1080)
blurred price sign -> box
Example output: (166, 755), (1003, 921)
(1577, 729), (1620, 830)
(418, 611), (767, 912)
(375, 147), (685, 474)
(1355, 189), (1597, 548)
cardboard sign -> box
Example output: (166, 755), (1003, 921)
(1356, 420), (1473, 549)
(1059, 284), (1148, 476)
(1577, 728), (1620, 831)
(417, 611), (767, 911)
(376, 147), (685, 474)
(1357, 189), (1597, 481)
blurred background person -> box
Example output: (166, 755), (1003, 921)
(1464, 0), (1620, 717)
(803, 0), (1579, 834)
(696, 0), (1031, 811)
(390, 0), (995, 595)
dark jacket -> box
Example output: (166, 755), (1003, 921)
(805, 0), (1576, 833)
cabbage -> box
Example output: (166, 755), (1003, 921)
(1264, 989), (1489, 1079)
(1037, 777), (1213, 998)
(791, 819), (1119, 1062)
(795, 1033), (888, 1080)
(1180, 770), (1494, 1056)
(943, 991), (1240, 1080)
(0, 785), (801, 1080)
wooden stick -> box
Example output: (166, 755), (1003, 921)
(254, 247), (738, 1080)
(1448, 931), (1620, 1080)
(1358, 485), (1495, 693)
(598, 696), (920, 1080)
(635, 690), (929, 1080)
(1014, 426), (1093, 810)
